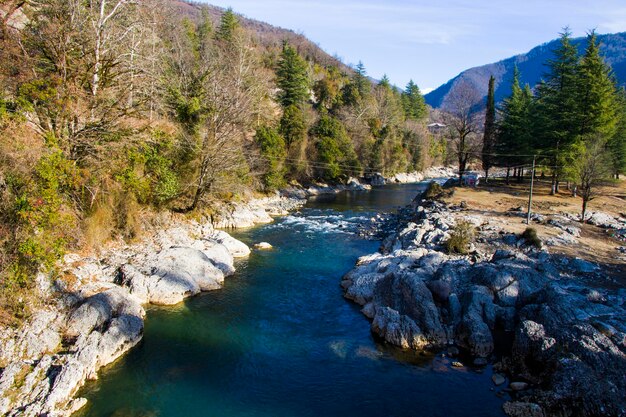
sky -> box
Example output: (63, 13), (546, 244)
(203, 0), (626, 93)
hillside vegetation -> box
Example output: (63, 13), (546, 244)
(0, 0), (437, 323)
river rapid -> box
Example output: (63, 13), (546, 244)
(77, 183), (505, 417)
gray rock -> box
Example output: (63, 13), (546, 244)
(198, 240), (236, 275)
(344, 272), (385, 305)
(426, 279), (451, 302)
(368, 173), (386, 186)
(492, 373), (506, 386)
(570, 257), (597, 273)
(510, 381), (529, 391)
(502, 402), (544, 417)
(208, 230), (251, 257)
(371, 307), (428, 349)
(120, 247), (224, 305)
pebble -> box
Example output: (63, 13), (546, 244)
(451, 361), (464, 368)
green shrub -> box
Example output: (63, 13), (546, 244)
(255, 126), (287, 190)
(312, 114), (360, 180)
(424, 181), (445, 200)
(521, 227), (542, 248)
(13, 151), (79, 271)
(445, 220), (476, 254)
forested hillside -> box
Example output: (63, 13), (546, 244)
(0, 0), (435, 322)
(426, 31), (626, 110)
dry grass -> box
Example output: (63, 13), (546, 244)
(444, 178), (626, 283)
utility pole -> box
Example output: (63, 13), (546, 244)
(526, 155), (536, 225)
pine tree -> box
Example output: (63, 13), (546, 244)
(255, 126), (287, 190)
(608, 89), (626, 178)
(276, 43), (309, 108)
(353, 61), (370, 98)
(496, 67), (533, 182)
(576, 31), (620, 139)
(534, 28), (580, 194)
(401, 80), (427, 121)
(216, 8), (238, 41)
(378, 74), (391, 89)
(279, 104), (306, 148)
(482, 75), (496, 181)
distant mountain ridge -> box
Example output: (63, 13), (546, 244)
(425, 32), (626, 110)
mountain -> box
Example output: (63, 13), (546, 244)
(424, 32), (626, 110)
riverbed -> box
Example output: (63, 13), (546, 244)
(76, 183), (506, 417)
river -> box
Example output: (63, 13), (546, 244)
(76, 182), (506, 417)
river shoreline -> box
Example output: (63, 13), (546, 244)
(0, 168), (454, 417)
(342, 188), (626, 417)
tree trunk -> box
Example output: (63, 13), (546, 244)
(550, 172), (556, 195)
(484, 167), (489, 183)
(506, 167), (510, 184)
(581, 198), (588, 223)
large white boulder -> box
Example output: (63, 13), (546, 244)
(208, 230), (251, 257)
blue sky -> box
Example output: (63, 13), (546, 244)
(204, 0), (626, 92)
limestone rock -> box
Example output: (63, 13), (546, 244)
(371, 307), (428, 349)
(209, 230), (251, 257)
(119, 247), (224, 305)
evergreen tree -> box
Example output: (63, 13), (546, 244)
(342, 61), (370, 106)
(608, 89), (626, 178)
(378, 74), (391, 89)
(216, 8), (238, 41)
(311, 113), (360, 180)
(534, 28), (580, 193)
(279, 104), (306, 148)
(576, 31), (620, 139)
(353, 61), (370, 97)
(276, 43), (309, 108)
(255, 126), (287, 190)
(401, 80), (427, 121)
(496, 67), (533, 180)
(482, 75), (496, 181)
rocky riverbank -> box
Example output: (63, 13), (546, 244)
(0, 166), (458, 416)
(342, 189), (626, 417)
(0, 193), (305, 417)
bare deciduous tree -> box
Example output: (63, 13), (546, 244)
(443, 80), (482, 183)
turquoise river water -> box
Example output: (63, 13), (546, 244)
(77, 183), (506, 417)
